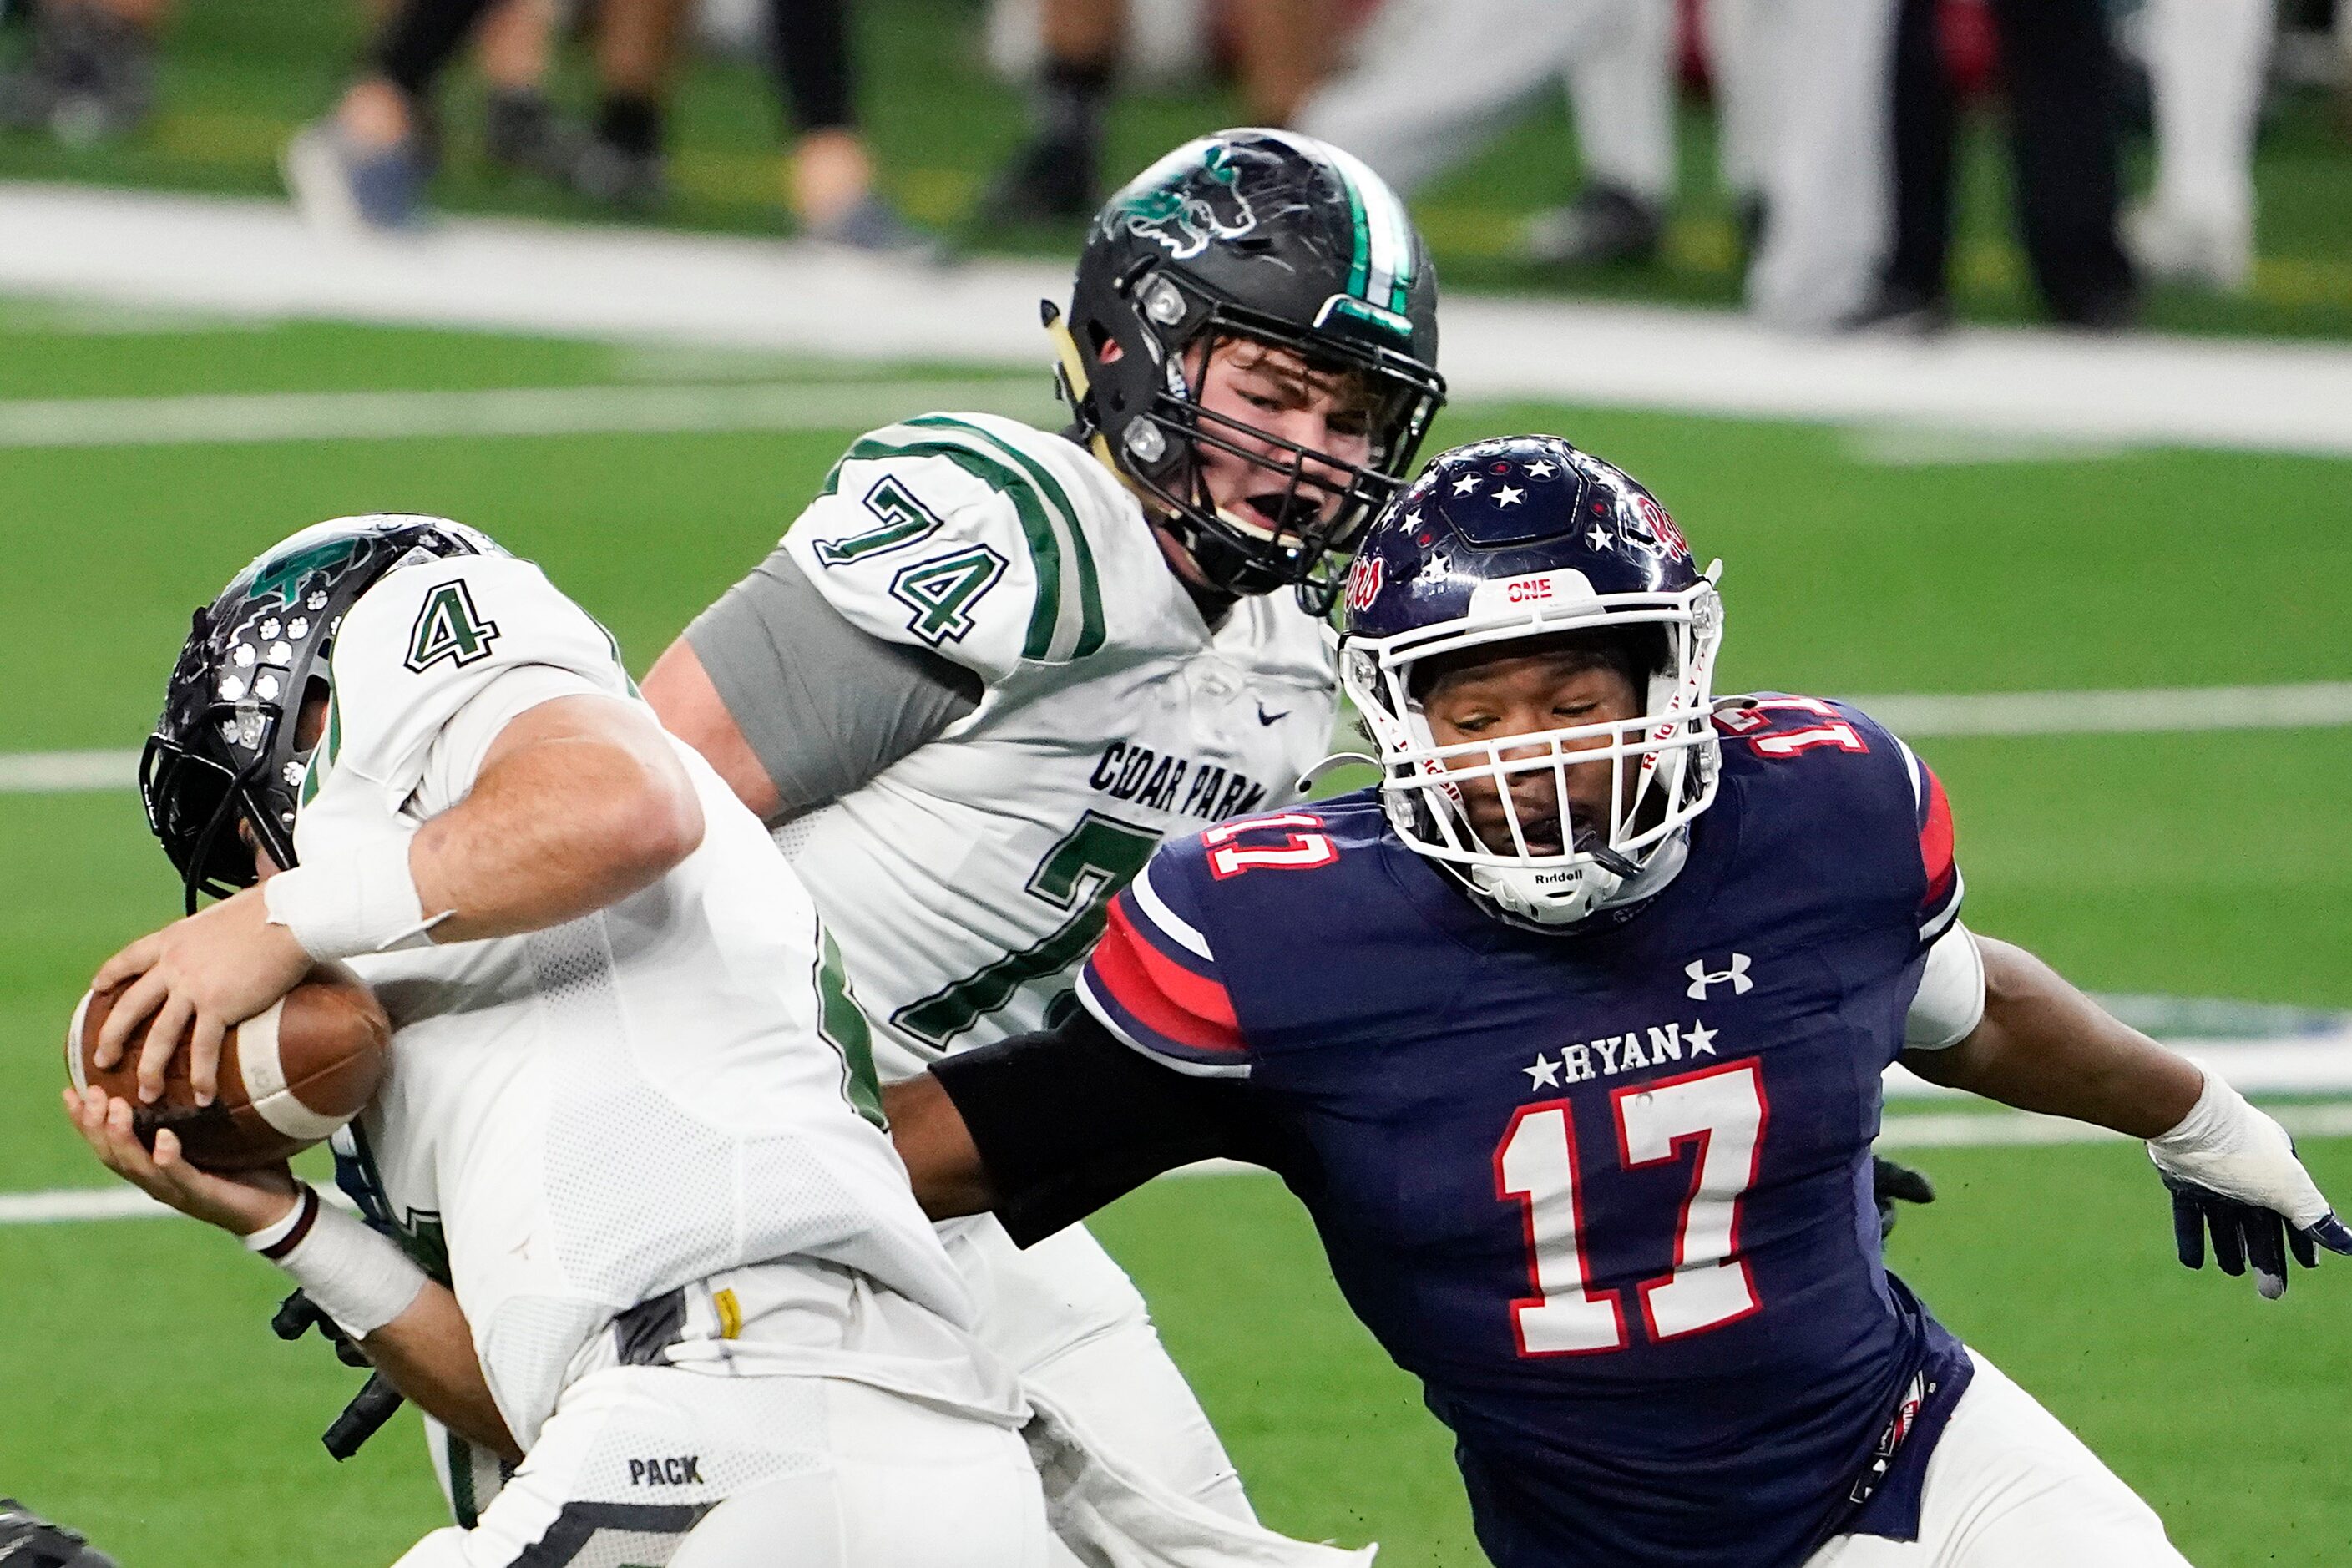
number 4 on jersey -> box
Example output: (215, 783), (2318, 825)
(1498, 1060), (1768, 1354)
(406, 580), (502, 673)
(890, 545), (1008, 646)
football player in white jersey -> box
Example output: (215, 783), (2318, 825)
(640, 128), (1446, 1547)
(65, 516), (1049, 1568)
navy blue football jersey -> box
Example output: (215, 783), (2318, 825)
(1075, 697), (1973, 1568)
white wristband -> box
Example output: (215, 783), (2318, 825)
(264, 835), (445, 961)
(2147, 1062), (2331, 1230)
(248, 1186), (430, 1338)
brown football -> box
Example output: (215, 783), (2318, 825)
(65, 965), (391, 1171)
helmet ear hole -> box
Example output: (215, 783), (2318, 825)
(296, 676), (332, 751)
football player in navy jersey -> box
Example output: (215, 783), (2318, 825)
(884, 434), (2352, 1568)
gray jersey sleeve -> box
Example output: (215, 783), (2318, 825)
(684, 548), (982, 818)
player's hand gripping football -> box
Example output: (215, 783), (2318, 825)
(86, 883), (310, 1109)
(61, 1084), (300, 1238)
(2148, 1085), (2352, 1299)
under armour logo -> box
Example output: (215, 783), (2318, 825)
(1685, 953), (1753, 1000)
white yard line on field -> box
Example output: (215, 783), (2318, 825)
(11, 682), (2349, 797)
(1852, 683), (2352, 736)
(6, 1102), (2349, 1221)
(0, 1182), (357, 1225)
(9, 182), (2352, 456)
(0, 379), (1060, 449)
(0, 750), (141, 792)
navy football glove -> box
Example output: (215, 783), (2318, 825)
(2161, 1171), (2352, 1301)
(2147, 1070), (2352, 1300)
(1872, 1156), (1935, 1241)
(0, 1500), (117, 1568)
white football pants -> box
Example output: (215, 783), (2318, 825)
(1716, 0), (1900, 329)
(2137, 0), (2273, 282)
(426, 1217), (1253, 1565)
(395, 1368), (1047, 1568)
(1807, 1351), (2192, 1566)
(1292, 0), (1672, 204)
(941, 1214), (1259, 1562)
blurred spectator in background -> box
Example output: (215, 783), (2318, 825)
(981, 0), (1333, 221)
(2127, 0), (2273, 292)
(283, 0), (927, 249)
(1854, 0), (2136, 332)
(0, 0), (160, 140)
(465, 0), (609, 187)
(1523, 0), (1675, 268)
(281, 0), (688, 230)
(765, 0), (932, 249)
(1292, 0), (1898, 332)
(1722, 0), (1900, 331)
(1291, 0), (1675, 269)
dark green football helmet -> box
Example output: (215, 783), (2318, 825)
(1051, 128), (1445, 614)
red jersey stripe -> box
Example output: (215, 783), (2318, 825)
(1087, 918), (1248, 1058)
(1105, 897), (1238, 1027)
(1918, 765), (1956, 901)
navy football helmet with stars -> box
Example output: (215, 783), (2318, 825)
(1338, 434), (1725, 928)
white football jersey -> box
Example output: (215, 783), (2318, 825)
(296, 550), (1011, 1448)
(771, 413), (1339, 1080)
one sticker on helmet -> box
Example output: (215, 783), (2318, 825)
(1467, 569), (1601, 617)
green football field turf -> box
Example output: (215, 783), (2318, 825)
(2, 307), (2349, 1564)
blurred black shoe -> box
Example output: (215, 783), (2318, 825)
(562, 134), (667, 212)
(0, 1498), (119, 1567)
(805, 191), (943, 260)
(282, 119), (430, 233)
(483, 87), (586, 184)
(0, 3), (154, 144)
(1839, 283), (1954, 338)
(979, 131), (1096, 225)
(1732, 192), (1768, 272)
(2056, 286), (2139, 333)
(1520, 183), (1663, 270)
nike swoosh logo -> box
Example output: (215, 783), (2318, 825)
(1257, 705), (1289, 726)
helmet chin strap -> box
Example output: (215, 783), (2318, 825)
(1047, 306), (1338, 612)
(1465, 827), (1691, 932)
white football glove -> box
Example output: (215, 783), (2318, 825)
(2147, 1065), (2352, 1299)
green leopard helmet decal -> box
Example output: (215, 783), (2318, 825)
(1107, 139), (1258, 261)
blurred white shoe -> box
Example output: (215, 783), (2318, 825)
(282, 120), (428, 235)
(2125, 203), (2253, 293)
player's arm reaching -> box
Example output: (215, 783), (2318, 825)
(887, 1005), (1260, 1239)
(1902, 933), (2352, 1298)
(63, 1088), (521, 1461)
(888, 841), (1283, 1235)
(1879, 736), (2352, 1298)
(88, 570), (705, 1107)
(644, 420), (1070, 827)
